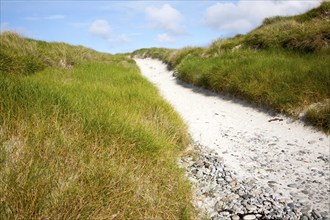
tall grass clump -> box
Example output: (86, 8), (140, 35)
(244, 19), (329, 52)
(176, 49), (329, 111)
(305, 102), (330, 132)
(1, 33), (193, 219)
(133, 2), (330, 133)
(0, 31), (112, 75)
(245, 2), (330, 52)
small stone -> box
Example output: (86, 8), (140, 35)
(287, 183), (298, 188)
(231, 215), (240, 220)
(230, 179), (238, 187)
(287, 202), (295, 209)
(242, 194), (252, 200)
(225, 176), (233, 182)
(233, 205), (243, 214)
(268, 181), (277, 184)
(243, 214), (256, 220)
(246, 204), (257, 212)
(196, 170), (203, 178)
(215, 201), (224, 211)
(301, 190), (309, 195)
(300, 215), (309, 220)
(203, 161), (211, 168)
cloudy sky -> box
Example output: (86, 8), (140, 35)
(1, 1), (322, 54)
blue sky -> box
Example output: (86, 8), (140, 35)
(1, 1), (322, 54)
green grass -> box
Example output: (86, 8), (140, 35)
(305, 102), (330, 132)
(0, 32), (193, 219)
(132, 2), (330, 133)
(244, 2), (330, 52)
(0, 31), (114, 75)
(176, 49), (330, 110)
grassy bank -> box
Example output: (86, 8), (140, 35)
(133, 2), (330, 133)
(0, 32), (193, 219)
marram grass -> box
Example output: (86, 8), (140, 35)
(0, 33), (193, 219)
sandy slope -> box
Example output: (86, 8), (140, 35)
(134, 58), (329, 213)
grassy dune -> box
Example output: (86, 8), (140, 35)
(0, 32), (193, 219)
(133, 2), (330, 133)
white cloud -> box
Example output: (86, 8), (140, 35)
(146, 4), (185, 35)
(89, 20), (130, 47)
(89, 19), (112, 39)
(157, 33), (176, 43)
(204, 0), (322, 35)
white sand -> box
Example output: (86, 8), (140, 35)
(135, 58), (330, 212)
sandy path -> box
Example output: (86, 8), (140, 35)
(135, 58), (329, 213)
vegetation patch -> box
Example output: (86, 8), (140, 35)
(0, 32), (193, 219)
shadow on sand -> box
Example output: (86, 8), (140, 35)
(173, 77), (279, 117)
